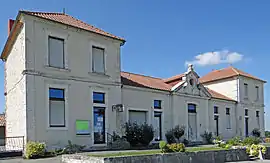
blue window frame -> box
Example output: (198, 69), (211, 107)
(49, 88), (64, 99)
(154, 100), (162, 109)
(188, 104), (196, 113)
(93, 92), (105, 104)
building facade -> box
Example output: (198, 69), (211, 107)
(1, 11), (266, 149)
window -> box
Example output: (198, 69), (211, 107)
(188, 104), (196, 113)
(92, 47), (105, 73)
(214, 106), (218, 114)
(244, 83), (248, 97)
(256, 111), (260, 127)
(245, 109), (248, 116)
(226, 108), (230, 115)
(154, 100), (162, 109)
(226, 108), (231, 129)
(93, 92), (105, 104)
(256, 111), (260, 117)
(49, 88), (65, 127)
(256, 86), (259, 100)
(48, 36), (64, 68)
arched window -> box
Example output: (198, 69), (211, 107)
(188, 104), (196, 113)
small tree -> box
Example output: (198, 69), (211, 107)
(165, 125), (185, 144)
(173, 125), (185, 143)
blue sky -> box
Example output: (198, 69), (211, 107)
(0, 0), (270, 130)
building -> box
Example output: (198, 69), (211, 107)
(1, 11), (266, 149)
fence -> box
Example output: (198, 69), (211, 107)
(2, 136), (24, 152)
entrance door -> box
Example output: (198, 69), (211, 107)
(93, 107), (105, 144)
(154, 112), (162, 141)
(214, 115), (219, 136)
(245, 117), (249, 137)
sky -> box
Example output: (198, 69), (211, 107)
(0, 0), (270, 130)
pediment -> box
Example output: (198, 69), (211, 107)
(172, 71), (210, 97)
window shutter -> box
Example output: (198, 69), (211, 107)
(49, 37), (64, 68)
(92, 47), (105, 73)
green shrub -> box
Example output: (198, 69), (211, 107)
(200, 131), (213, 144)
(166, 143), (185, 153)
(227, 136), (242, 146)
(225, 144), (232, 150)
(112, 131), (121, 141)
(124, 122), (154, 147)
(63, 140), (85, 154)
(214, 135), (222, 141)
(159, 141), (167, 153)
(25, 141), (46, 159)
(246, 144), (267, 157)
(242, 137), (261, 146)
(252, 128), (261, 138)
(165, 129), (176, 144)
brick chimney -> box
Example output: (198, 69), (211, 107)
(8, 19), (15, 36)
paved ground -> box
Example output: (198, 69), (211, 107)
(0, 157), (269, 163)
(0, 156), (61, 163)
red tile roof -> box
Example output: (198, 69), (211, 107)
(0, 114), (5, 126)
(200, 66), (266, 83)
(163, 74), (184, 85)
(121, 71), (235, 102)
(121, 72), (171, 91)
(21, 11), (125, 42)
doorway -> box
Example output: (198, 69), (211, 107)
(188, 104), (197, 141)
(214, 115), (219, 136)
(245, 117), (249, 137)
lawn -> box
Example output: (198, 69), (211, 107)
(87, 146), (223, 157)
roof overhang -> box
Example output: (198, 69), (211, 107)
(1, 12), (24, 61)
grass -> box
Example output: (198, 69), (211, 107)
(87, 147), (223, 157)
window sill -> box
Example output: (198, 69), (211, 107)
(47, 127), (68, 131)
(88, 72), (110, 78)
(76, 134), (91, 137)
(45, 65), (71, 72)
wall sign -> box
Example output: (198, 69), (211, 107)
(76, 120), (90, 135)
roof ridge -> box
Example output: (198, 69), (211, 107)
(121, 71), (162, 80)
(20, 10), (65, 15)
(230, 66), (240, 75)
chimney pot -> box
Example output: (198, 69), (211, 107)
(8, 19), (15, 36)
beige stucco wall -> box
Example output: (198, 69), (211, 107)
(22, 14), (123, 148)
(203, 78), (238, 101)
(208, 99), (237, 139)
(122, 86), (171, 140)
(5, 20), (27, 149)
(238, 76), (265, 137)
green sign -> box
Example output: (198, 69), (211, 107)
(76, 120), (90, 135)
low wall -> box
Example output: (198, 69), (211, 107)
(62, 149), (249, 163)
(265, 147), (270, 159)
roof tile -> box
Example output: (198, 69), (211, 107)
(21, 11), (125, 42)
(200, 66), (265, 83)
